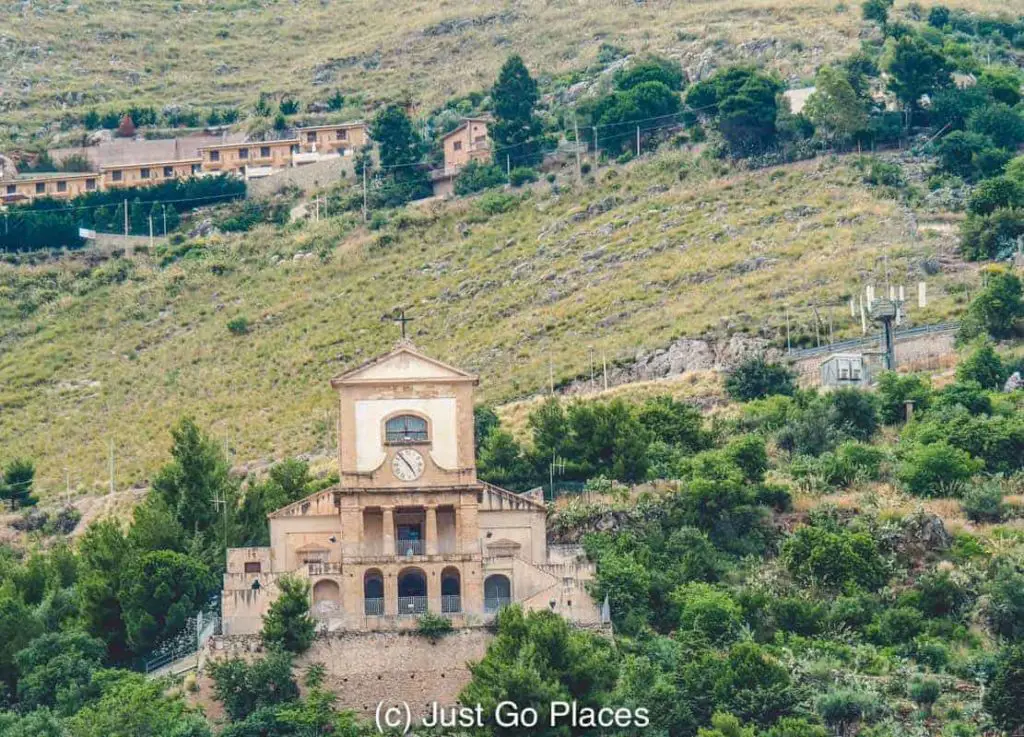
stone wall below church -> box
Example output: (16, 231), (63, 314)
(199, 629), (494, 720)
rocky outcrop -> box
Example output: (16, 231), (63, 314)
(561, 335), (779, 395)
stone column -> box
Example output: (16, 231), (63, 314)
(382, 506), (395, 557)
(384, 568), (398, 617)
(453, 506), (461, 555)
(425, 505), (438, 556)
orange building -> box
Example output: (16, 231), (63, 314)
(101, 159), (203, 189)
(1, 172), (100, 203)
(198, 139), (299, 173)
(295, 122), (368, 154)
(441, 117), (492, 171)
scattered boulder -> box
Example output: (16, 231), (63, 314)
(897, 511), (952, 557)
(1005, 372), (1023, 392)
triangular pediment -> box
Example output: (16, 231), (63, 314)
(330, 344), (477, 386)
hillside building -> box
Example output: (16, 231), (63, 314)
(295, 122), (368, 155)
(431, 117), (492, 198)
(1, 171), (99, 203)
(101, 159), (203, 189)
(221, 343), (601, 634)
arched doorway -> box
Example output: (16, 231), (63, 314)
(397, 567), (427, 616)
(364, 569), (384, 616)
(484, 574), (512, 613)
(311, 579), (341, 618)
(441, 567), (461, 614)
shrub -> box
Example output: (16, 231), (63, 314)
(897, 442), (983, 497)
(506, 167), (536, 187)
(956, 341), (1005, 389)
(915, 567), (974, 618)
(933, 381), (992, 415)
(818, 441), (887, 488)
(476, 191), (520, 215)
(984, 644), (1024, 733)
(876, 372), (931, 424)
(815, 688), (881, 737)
(261, 575), (316, 653)
(958, 268), (1024, 340)
(986, 563), (1024, 640)
(672, 583), (743, 644)
(874, 606), (924, 644)
(416, 612), (453, 640)
(961, 479), (1006, 523)
(909, 677), (941, 715)
(782, 525), (887, 591)
(959, 208), (1024, 262)
(454, 160), (506, 195)
(913, 637), (951, 671)
(828, 389), (879, 441)
(227, 316), (250, 336)
(967, 103), (1024, 150)
(967, 176), (1024, 216)
(725, 357), (796, 402)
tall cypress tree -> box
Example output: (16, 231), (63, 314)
(491, 55), (542, 168)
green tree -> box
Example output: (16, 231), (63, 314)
(491, 55), (543, 168)
(66, 671), (212, 737)
(884, 35), (953, 125)
(454, 160), (507, 195)
(0, 580), (41, 698)
(14, 631), (105, 714)
(897, 441), (983, 497)
(956, 340), (1005, 389)
(979, 66), (1023, 106)
(368, 105), (430, 205)
(984, 644), (1024, 733)
(959, 208), (1024, 262)
(804, 67), (869, 145)
(126, 496), (185, 553)
(1, 459), (38, 509)
(967, 176), (1024, 216)
(77, 519), (131, 661)
(815, 688), (881, 737)
(725, 357), (796, 401)
(120, 550), (214, 655)
(985, 562), (1024, 640)
(460, 606), (619, 737)
(959, 268), (1024, 340)
(636, 396), (711, 452)
(967, 103), (1024, 150)
(477, 430), (532, 488)
(209, 650), (300, 722)
(861, 0), (893, 27)
(152, 417), (232, 546)
(876, 371), (931, 424)
(261, 575), (315, 653)
(782, 524), (887, 591)
(672, 583), (743, 645)
(614, 56), (684, 91)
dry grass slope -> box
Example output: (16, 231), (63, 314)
(3, 0), (1020, 139)
(0, 152), (977, 496)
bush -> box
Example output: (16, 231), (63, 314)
(725, 357), (796, 402)
(959, 208), (1024, 262)
(817, 441), (887, 488)
(227, 317), (250, 336)
(416, 612), (453, 640)
(476, 191), (520, 215)
(782, 525), (887, 591)
(956, 341), (1005, 389)
(961, 479), (1006, 523)
(897, 441), (983, 497)
(909, 677), (941, 714)
(874, 606), (924, 644)
(828, 389), (879, 441)
(967, 176), (1024, 216)
(984, 644), (1024, 733)
(968, 103), (1024, 150)
(454, 160), (506, 195)
(815, 688), (882, 737)
(876, 372), (931, 424)
(958, 268), (1024, 340)
(260, 575), (315, 653)
(508, 167), (538, 187)
(672, 583), (743, 644)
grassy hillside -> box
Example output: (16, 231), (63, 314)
(0, 151), (979, 496)
(0, 0), (1016, 140)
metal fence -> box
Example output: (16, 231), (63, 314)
(397, 596), (428, 616)
(397, 539), (425, 556)
(364, 598), (384, 616)
(485, 597), (511, 614)
(441, 595), (462, 614)
(787, 321), (960, 361)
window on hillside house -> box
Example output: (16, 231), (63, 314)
(6, 185), (15, 195)
(336, 129), (347, 140)
(238, 148), (248, 159)
(35, 182), (45, 194)
(140, 168), (150, 179)
(111, 170), (123, 182)
(56, 180), (67, 193)
(385, 415), (429, 444)
(164, 166), (174, 178)
(260, 146), (270, 158)
(244, 562), (261, 573)
(191, 164), (201, 174)
(210, 150), (220, 162)
(307, 132), (317, 143)
(86, 179), (97, 191)
(452, 141), (462, 151)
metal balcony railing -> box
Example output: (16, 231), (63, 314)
(364, 598), (384, 616)
(441, 595), (461, 614)
(398, 596), (428, 616)
(397, 539), (425, 556)
(484, 597), (511, 613)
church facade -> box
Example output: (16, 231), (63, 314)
(221, 344), (602, 634)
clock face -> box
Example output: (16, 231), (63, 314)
(392, 448), (425, 481)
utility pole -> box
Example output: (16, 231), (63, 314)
(123, 198), (128, 241)
(362, 166), (368, 223)
(603, 353), (608, 391)
(785, 307), (791, 354)
(108, 438), (115, 495)
(573, 111), (582, 182)
(548, 353), (554, 395)
(148, 215), (154, 248)
(636, 126), (641, 158)
(162, 205), (167, 235)
(593, 127), (599, 164)
(506, 154), (511, 183)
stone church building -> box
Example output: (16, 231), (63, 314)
(221, 344), (602, 634)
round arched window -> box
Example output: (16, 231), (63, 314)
(385, 415), (428, 444)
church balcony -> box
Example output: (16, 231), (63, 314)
(306, 562), (343, 576)
(396, 539), (425, 556)
(364, 597), (385, 616)
(397, 596), (428, 616)
(441, 595), (461, 614)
